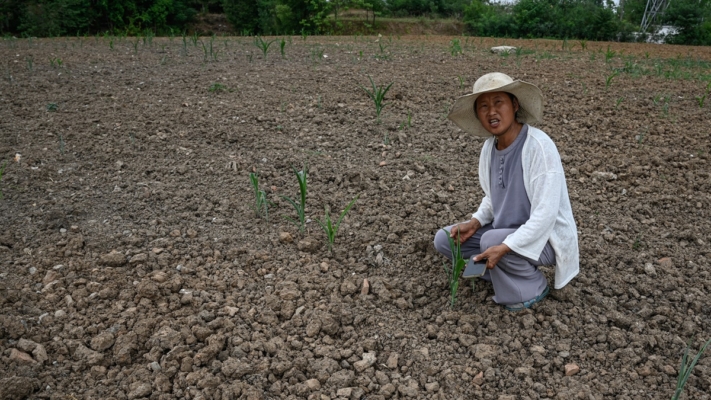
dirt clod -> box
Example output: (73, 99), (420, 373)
(100, 250), (127, 267)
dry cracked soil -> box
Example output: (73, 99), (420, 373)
(1, 35), (711, 400)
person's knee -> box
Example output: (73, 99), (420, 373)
(433, 229), (451, 255)
(480, 230), (503, 251)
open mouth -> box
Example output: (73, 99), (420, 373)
(489, 118), (500, 127)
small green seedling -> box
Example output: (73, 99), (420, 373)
(443, 228), (467, 309)
(377, 42), (388, 59)
(615, 97), (624, 109)
(605, 45), (615, 63)
(280, 38), (286, 58)
(672, 338), (711, 400)
(47, 103), (58, 112)
(208, 83), (227, 93)
(26, 56), (33, 71)
(457, 75), (464, 89)
(318, 195), (359, 253)
(359, 75), (393, 121)
(311, 47), (324, 61)
(695, 82), (710, 108)
(254, 36), (276, 59)
(0, 161), (6, 199)
(249, 172), (269, 221)
(449, 39), (462, 56)
(200, 39), (217, 62)
(282, 166), (308, 232)
(605, 70), (619, 89)
(579, 39), (587, 51)
(49, 57), (63, 68)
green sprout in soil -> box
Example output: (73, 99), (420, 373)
(605, 70), (619, 89)
(449, 39), (462, 57)
(318, 195), (358, 254)
(695, 82), (710, 108)
(672, 337), (711, 400)
(0, 161), (6, 199)
(443, 228), (467, 309)
(311, 46), (324, 61)
(208, 83), (227, 93)
(280, 38), (286, 58)
(605, 45), (616, 63)
(254, 36), (276, 59)
(457, 75), (465, 89)
(579, 39), (587, 51)
(359, 75), (393, 122)
(49, 57), (63, 68)
(47, 103), (58, 112)
(375, 42), (389, 60)
(26, 56), (33, 71)
(181, 31), (188, 56)
(282, 166), (308, 232)
(200, 37), (219, 62)
(249, 172), (269, 222)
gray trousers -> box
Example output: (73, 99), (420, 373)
(434, 223), (554, 305)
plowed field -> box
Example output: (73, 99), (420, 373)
(1, 35), (711, 400)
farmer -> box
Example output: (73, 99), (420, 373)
(433, 72), (579, 311)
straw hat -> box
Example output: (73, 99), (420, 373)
(447, 72), (544, 137)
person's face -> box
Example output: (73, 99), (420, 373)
(475, 92), (519, 136)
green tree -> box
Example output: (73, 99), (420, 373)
(19, 0), (94, 36)
(663, 0), (711, 45)
(223, 0), (260, 33)
(464, 1), (515, 37)
(0, 0), (27, 33)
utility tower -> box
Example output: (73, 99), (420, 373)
(640, 0), (671, 32)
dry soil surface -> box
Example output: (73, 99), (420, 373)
(1, 36), (711, 400)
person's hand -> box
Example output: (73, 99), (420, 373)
(449, 219), (481, 244)
(473, 243), (511, 269)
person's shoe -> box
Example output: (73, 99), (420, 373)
(505, 286), (549, 312)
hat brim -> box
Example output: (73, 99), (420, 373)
(447, 80), (544, 137)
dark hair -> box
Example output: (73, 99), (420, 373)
(473, 93), (520, 121)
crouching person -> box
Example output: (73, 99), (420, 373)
(434, 72), (579, 311)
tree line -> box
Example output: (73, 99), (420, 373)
(1, 0), (709, 45)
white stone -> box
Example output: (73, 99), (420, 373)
(491, 46), (517, 55)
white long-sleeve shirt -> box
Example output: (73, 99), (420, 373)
(472, 126), (579, 289)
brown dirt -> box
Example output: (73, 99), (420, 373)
(1, 35), (711, 400)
